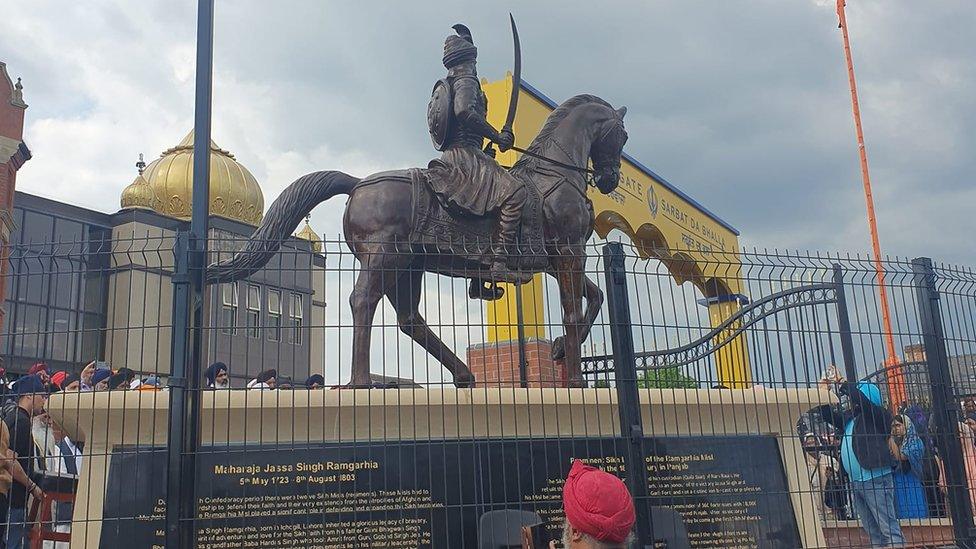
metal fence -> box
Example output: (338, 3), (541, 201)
(2, 231), (976, 548)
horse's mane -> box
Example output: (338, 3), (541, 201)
(512, 94), (612, 172)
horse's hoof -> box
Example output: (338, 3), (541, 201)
(344, 377), (372, 389)
(454, 372), (476, 388)
(566, 377), (585, 388)
(551, 336), (566, 360)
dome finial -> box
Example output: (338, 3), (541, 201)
(136, 153), (146, 175)
(296, 215), (322, 254)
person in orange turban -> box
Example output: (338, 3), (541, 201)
(555, 460), (636, 548)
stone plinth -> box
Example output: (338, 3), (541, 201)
(467, 337), (566, 387)
(50, 387), (851, 548)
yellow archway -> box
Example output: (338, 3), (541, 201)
(481, 74), (750, 386)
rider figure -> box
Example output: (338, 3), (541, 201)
(426, 24), (529, 285)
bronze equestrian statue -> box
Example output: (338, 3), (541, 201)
(208, 20), (629, 388)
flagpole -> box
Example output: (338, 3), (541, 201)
(836, 0), (904, 406)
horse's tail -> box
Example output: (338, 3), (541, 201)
(207, 170), (359, 283)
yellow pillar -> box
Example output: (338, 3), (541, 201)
(481, 75), (548, 344)
(486, 274), (546, 342)
(704, 295), (752, 388)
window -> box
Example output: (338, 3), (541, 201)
(220, 283), (238, 335)
(79, 312), (104, 361)
(15, 261), (49, 304)
(14, 304), (44, 358)
(22, 211), (54, 248)
(267, 289), (281, 342)
(48, 309), (76, 362)
(246, 285), (261, 339)
(288, 293), (303, 345)
(50, 260), (82, 310)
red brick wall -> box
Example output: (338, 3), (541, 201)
(822, 522), (954, 548)
(467, 338), (568, 388)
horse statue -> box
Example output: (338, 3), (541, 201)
(207, 94), (628, 387)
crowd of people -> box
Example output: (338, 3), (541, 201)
(0, 361), (331, 397)
(0, 359), (331, 548)
(800, 366), (976, 547)
(0, 368), (81, 549)
(0, 357), (639, 549)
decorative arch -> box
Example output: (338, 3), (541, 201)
(593, 212), (735, 299)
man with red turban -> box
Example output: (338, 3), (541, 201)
(28, 362), (50, 386)
(554, 460), (636, 548)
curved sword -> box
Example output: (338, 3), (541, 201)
(502, 13), (521, 136)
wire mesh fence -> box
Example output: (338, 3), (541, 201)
(1, 229), (975, 548)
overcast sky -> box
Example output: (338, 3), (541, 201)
(2, 0), (974, 266)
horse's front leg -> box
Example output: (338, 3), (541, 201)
(556, 265), (587, 387)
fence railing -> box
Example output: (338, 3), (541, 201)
(2, 231), (976, 548)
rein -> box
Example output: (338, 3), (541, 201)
(508, 144), (601, 191)
(510, 145), (595, 175)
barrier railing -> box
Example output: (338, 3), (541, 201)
(2, 230), (975, 548)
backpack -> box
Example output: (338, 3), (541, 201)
(822, 466), (849, 510)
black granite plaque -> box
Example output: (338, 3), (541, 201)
(644, 436), (802, 548)
(99, 436), (799, 548)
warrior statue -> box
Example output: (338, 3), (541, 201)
(426, 24), (529, 286)
(208, 17), (630, 388)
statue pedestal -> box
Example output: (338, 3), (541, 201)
(49, 387), (837, 548)
(466, 338), (566, 387)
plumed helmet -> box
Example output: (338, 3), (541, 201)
(443, 23), (478, 68)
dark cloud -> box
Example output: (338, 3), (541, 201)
(2, 0), (974, 265)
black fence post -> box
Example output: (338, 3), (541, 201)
(602, 242), (653, 547)
(165, 231), (191, 547)
(166, 1), (214, 546)
(515, 282), (528, 388)
(913, 257), (976, 544)
(832, 264), (858, 382)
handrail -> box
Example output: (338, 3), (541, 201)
(582, 282), (839, 373)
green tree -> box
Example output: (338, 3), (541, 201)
(638, 367), (699, 389)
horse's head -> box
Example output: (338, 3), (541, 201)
(590, 105), (628, 194)
(513, 95), (629, 195)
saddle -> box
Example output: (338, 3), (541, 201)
(359, 168), (547, 273)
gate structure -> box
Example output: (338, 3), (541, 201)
(585, 243), (976, 548)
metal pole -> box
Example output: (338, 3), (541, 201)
(515, 282), (528, 388)
(832, 264), (858, 383)
(912, 257), (975, 544)
(835, 0), (904, 405)
(166, 1), (214, 546)
(602, 242), (653, 547)
(164, 232), (191, 547)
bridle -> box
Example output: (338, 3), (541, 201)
(509, 117), (626, 189)
(511, 143), (596, 175)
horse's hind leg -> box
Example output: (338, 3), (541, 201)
(348, 244), (409, 387)
(386, 268), (475, 388)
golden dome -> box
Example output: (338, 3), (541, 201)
(136, 131), (264, 225)
(120, 172), (159, 211)
(295, 217), (322, 253)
